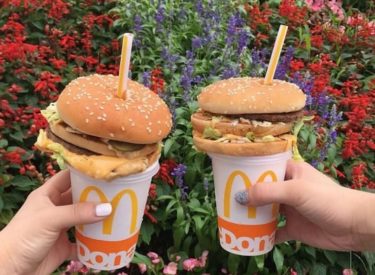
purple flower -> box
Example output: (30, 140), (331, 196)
(328, 104), (342, 128)
(180, 51), (195, 101)
(291, 72), (314, 107)
(317, 92), (332, 120)
(142, 71), (151, 88)
(192, 36), (203, 50)
(203, 178), (209, 192)
(250, 48), (269, 76)
(171, 164), (188, 200)
(237, 29), (250, 55)
(162, 47), (179, 73)
(196, 0), (204, 17)
(221, 66), (239, 79)
(133, 15), (143, 48)
(155, 5), (165, 32)
(317, 104), (342, 163)
(275, 46), (295, 80)
(226, 12), (245, 45)
(134, 15), (142, 33)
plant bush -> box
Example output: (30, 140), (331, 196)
(0, 0), (374, 274)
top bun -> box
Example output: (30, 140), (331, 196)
(57, 74), (172, 144)
(198, 77), (306, 114)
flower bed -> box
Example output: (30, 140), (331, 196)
(0, 0), (374, 274)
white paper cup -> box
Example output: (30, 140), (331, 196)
(70, 161), (160, 270)
(208, 151), (291, 256)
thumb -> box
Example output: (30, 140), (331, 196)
(50, 202), (112, 230)
(234, 180), (299, 207)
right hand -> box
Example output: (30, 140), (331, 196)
(235, 160), (375, 251)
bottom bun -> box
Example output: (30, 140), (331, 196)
(193, 131), (295, 156)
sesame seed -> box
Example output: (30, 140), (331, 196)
(85, 118), (89, 123)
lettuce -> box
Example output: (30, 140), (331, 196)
(203, 126), (222, 140)
(41, 103), (60, 123)
(292, 116), (314, 161)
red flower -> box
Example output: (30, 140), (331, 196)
(59, 35), (76, 49)
(3, 148), (26, 165)
(311, 35), (324, 48)
(151, 68), (165, 94)
(34, 71), (62, 99)
(342, 130), (366, 159)
(154, 159), (177, 185)
(148, 183), (157, 200)
(351, 163), (369, 189)
(28, 109), (48, 135)
(144, 207), (157, 224)
(49, 58), (67, 70)
(244, 3), (272, 31)
(289, 59), (304, 72)
(0, 42), (37, 62)
(279, 0), (307, 27)
(47, 0), (70, 20)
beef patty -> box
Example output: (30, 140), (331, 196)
(205, 109), (305, 123)
(46, 127), (97, 156)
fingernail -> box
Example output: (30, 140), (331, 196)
(95, 203), (112, 217)
(234, 190), (249, 205)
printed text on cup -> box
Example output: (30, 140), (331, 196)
(77, 186), (139, 269)
(219, 170), (278, 254)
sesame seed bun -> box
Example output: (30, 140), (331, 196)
(198, 77), (306, 114)
(57, 74), (172, 144)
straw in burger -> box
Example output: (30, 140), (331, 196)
(191, 77), (309, 157)
(36, 74), (172, 180)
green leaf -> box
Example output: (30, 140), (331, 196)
(192, 215), (204, 231)
(323, 250), (338, 265)
(227, 253), (241, 274)
(9, 176), (36, 190)
(254, 254), (265, 271)
(363, 252), (375, 271)
(132, 252), (153, 267)
(166, 200), (178, 214)
(0, 139), (8, 148)
(311, 263), (327, 275)
(304, 246), (316, 259)
(163, 138), (174, 156)
(140, 221), (154, 245)
(0, 195), (4, 213)
(273, 247), (284, 274)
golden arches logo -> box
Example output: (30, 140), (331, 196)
(224, 170), (277, 219)
(79, 186), (138, 235)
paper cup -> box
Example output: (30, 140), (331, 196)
(70, 161), (160, 270)
(208, 151), (291, 256)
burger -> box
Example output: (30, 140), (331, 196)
(36, 74), (172, 180)
(191, 77), (307, 156)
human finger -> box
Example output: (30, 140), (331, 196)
(41, 170), (71, 197)
(49, 202), (112, 230)
(234, 179), (302, 207)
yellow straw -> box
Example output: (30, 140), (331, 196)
(264, 25), (288, 85)
(117, 33), (134, 99)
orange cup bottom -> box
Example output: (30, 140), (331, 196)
(75, 230), (139, 270)
(218, 217), (276, 256)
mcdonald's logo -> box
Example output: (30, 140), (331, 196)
(223, 170), (278, 219)
(79, 186), (138, 235)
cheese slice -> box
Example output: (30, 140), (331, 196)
(36, 130), (160, 181)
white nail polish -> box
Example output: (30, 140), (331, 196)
(95, 203), (112, 217)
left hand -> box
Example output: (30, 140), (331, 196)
(0, 170), (111, 275)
